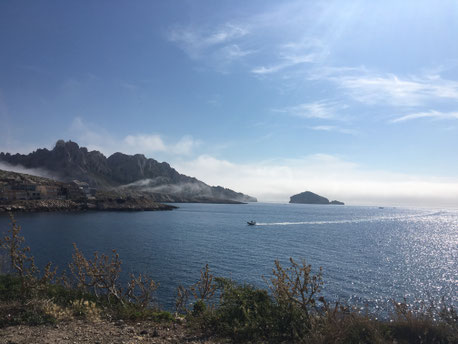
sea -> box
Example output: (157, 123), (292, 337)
(0, 203), (457, 314)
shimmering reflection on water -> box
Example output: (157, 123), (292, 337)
(0, 204), (456, 312)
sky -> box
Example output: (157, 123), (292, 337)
(1, 0), (458, 207)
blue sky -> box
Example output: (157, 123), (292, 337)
(1, 0), (458, 206)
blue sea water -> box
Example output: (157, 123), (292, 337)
(0, 203), (457, 313)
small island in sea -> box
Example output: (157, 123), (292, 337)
(289, 191), (344, 205)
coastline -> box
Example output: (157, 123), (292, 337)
(0, 199), (177, 213)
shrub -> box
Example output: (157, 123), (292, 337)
(68, 243), (159, 312)
(267, 258), (323, 317)
(190, 264), (217, 306)
(176, 263), (217, 316)
(0, 214), (56, 299)
(211, 278), (275, 342)
(264, 258), (324, 341)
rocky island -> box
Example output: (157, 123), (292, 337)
(289, 191), (344, 205)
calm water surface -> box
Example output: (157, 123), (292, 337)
(1, 203), (457, 312)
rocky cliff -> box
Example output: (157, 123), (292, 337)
(0, 140), (257, 203)
(289, 191), (344, 205)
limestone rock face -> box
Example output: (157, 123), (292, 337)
(289, 191), (344, 205)
(0, 140), (257, 203)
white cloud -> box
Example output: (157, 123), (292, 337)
(391, 110), (458, 123)
(123, 134), (167, 153)
(170, 135), (202, 155)
(69, 117), (200, 157)
(273, 101), (342, 119)
(173, 154), (458, 207)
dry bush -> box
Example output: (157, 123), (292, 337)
(190, 264), (217, 303)
(68, 243), (158, 309)
(267, 257), (323, 317)
(37, 298), (102, 321)
(0, 214), (56, 298)
(0, 251), (9, 274)
(69, 243), (124, 303)
(175, 284), (190, 314)
(126, 273), (158, 309)
(175, 264), (216, 315)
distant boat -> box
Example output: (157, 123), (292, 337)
(247, 220), (256, 226)
(378, 207), (384, 209)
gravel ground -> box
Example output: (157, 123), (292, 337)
(0, 319), (222, 344)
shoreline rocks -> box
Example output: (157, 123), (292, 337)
(0, 198), (176, 213)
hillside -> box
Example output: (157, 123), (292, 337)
(0, 140), (257, 203)
(0, 169), (176, 212)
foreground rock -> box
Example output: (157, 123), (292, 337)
(290, 191), (344, 205)
(0, 319), (218, 344)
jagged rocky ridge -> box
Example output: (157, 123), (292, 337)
(0, 140), (257, 203)
(289, 191), (344, 205)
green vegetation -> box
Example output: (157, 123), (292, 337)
(1, 214), (457, 343)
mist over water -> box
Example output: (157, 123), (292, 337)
(1, 203), (456, 313)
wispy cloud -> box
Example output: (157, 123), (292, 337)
(308, 125), (357, 135)
(252, 39), (327, 75)
(218, 44), (255, 60)
(167, 3), (329, 74)
(168, 23), (250, 59)
(321, 70), (458, 106)
(252, 54), (317, 75)
(273, 101), (343, 119)
(391, 110), (458, 123)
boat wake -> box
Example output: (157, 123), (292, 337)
(254, 212), (442, 226)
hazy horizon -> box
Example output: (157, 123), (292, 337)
(1, 1), (457, 207)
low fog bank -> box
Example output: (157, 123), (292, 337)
(172, 155), (458, 208)
(119, 178), (254, 202)
(120, 178), (213, 196)
(0, 162), (57, 180)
